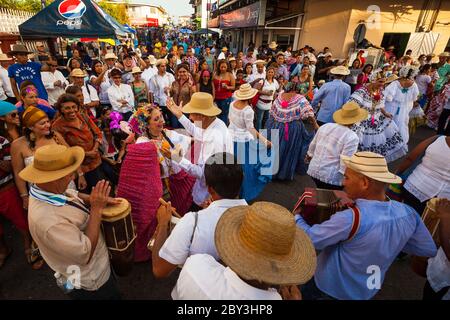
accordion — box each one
[292,188,354,225]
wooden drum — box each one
[101,198,136,277]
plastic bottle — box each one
[54,272,74,294]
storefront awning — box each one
[265,12,304,30]
[220,1,261,29]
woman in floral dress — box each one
[349,75,407,163]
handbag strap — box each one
[66,199,90,215]
[189,211,199,244]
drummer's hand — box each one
[107,197,122,206]
[436,198,450,220]
[280,285,302,300]
[156,201,172,226]
[90,180,111,213]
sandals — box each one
[0,247,12,269]
[25,241,44,270]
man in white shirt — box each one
[0,54,15,103]
[306,101,367,190]
[141,55,157,89]
[152,152,246,278]
[41,60,68,106]
[68,68,100,117]
[218,47,227,60]
[301,45,317,64]
[107,68,134,121]
[249,60,267,83]
[172,201,317,300]
[167,92,234,207]
[149,59,175,124]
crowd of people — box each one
[0,34,449,301]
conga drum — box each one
[411,198,440,277]
[101,198,137,277]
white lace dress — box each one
[349,86,407,163]
[384,80,419,147]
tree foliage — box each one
[98,1,129,25]
[0,0,47,12]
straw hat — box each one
[222,47,228,52]
[333,101,368,125]
[330,66,350,76]
[19,145,85,184]
[439,52,450,57]
[215,202,317,286]
[276,51,285,57]
[228,57,236,62]
[22,106,47,128]
[385,74,399,84]
[104,53,118,60]
[7,44,32,56]
[269,41,278,50]
[341,151,402,184]
[0,101,16,117]
[148,55,157,65]
[131,66,142,74]
[233,83,258,101]
[70,68,86,78]
[0,53,12,61]
[255,59,266,65]
[156,58,168,67]
[182,92,221,117]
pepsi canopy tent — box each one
[18,0,127,38]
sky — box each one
[140,0,193,18]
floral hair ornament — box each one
[109,111,123,131]
[25,86,38,94]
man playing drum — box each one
[295,151,437,300]
[19,145,121,300]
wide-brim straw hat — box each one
[385,74,399,84]
[148,55,157,65]
[333,101,368,125]
[0,53,12,61]
[233,83,258,101]
[341,151,402,184]
[269,41,278,50]
[439,52,449,57]
[255,59,266,65]
[8,44,32,56]
[156,58,168,67]
[215,202,317,286]
[330,66,350,76]
[182,92,221,117]
[70,68,86,78]
[19,145,85,184]
[104,53,118,60]
[131,66,142,74]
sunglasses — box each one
[8,112,18,118]
[112,76,122,79]
[49,64,58,67]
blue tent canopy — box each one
[123,24,137,34]
[19,0,127,38]
[179,28,193,34]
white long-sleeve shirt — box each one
[107,83,135,114]
[141,66,157,90]
[0,66,13,98]
[307,123,359,186]
[149,72,175,106]
[177,115,234,205]
[41,70,68,106]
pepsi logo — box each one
[58,0,86,20]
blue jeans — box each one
[255,108,269,131]
[216,98,232,125]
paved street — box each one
[0,126,436,300]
